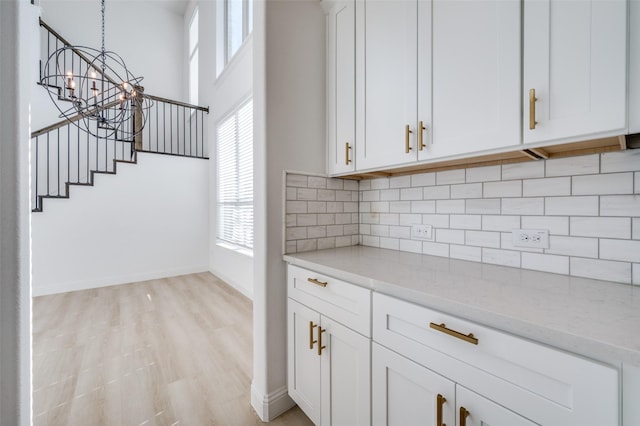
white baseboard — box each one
[208,268,254,300]
[250,383,296,422]
[32,265,209,296]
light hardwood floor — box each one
[32,272,313,426]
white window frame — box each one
[188,7,199,106]
[216,97,254,252]
[216,0,253,77]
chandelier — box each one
[40,0,151,139]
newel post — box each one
[133,85,144,152]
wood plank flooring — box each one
[32,272,313,426]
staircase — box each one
[32,18,209,212]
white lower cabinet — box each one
[287,266,371,426]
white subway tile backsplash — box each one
[401,187,424,200]
[465,230,501,248]
[450,215,482,230]
[482,215,520,232]
[521,216,569,235]
[436,229,465,245]
[572,173,634,195]
[601,150,640,173]
[571,258,631,283]
[522,252,569,275]
[411,200,436,214]
[522,177,571,197]
[423,241,450,257]
[423,185,451,200]
[482,248,521,268]
[546,196,599,216]
[501,198,544,215]
[451,183,482,199]
[436,200,465,214]
[502,161,544,180]
[422,214,450,228]
[466,198,501,214]
[308,176,327,189]
[389,175,411,188]
[390,201,411,213]
[600,195,640,217]
[466,165,501,183]
[437,169,465,185]
[546,154,599,177]
[450,245,481,262]
[484,180,522,198]
[546,236,598,258]
[380,189,400,201]
[412,172,436,187]
[600,239,640,263]
[570,217,630,239]
[287,150,640,283]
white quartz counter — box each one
[284,246,640,366]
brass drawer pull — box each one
[430,322,478,345]
[437,394,447,426]
[529,88,537,130]
[318,326,326,356]
[460,406,470,426]
[405,124,413,153]
[345,142,352,165]
[418,120,426,151]
[307,278,328,287]
[309,321,317,350]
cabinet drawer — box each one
[288,265,371,337]
[373,292,619,425]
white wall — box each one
[195,0,255,298]
[251,0,326,420]
[0,1,34,424]
[31,153,209,296]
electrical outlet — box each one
[512,229,549,248]
[411,224,433,240]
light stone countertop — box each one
[283,246,640,366]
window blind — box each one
[217,99,253,249]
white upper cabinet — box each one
[326,0,356,174]
[523,0,627,144]
[355,0,427,170]
[429,0,521,159]
[630,0,640,134]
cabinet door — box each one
[327,0,356,175]
[456,386,537,426]
[356,0,418,170]
[288,299,321,424]
[429,0,520,159]
[320,316,370,426]
[372,343,455,426]
[523,0,627,143]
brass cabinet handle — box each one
[309,321,317,350]
[405,124,413,153]
[529,88,537,130]
[307,278,327,287]
[418,121,426,151]
[317,326,326,356]
[437,394,447,426]
[345,142,352,165]
[460,406,470,426]
[429,322,478,345]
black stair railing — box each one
[32,18,209,213]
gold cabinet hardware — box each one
[317,326,326,356]
[405,124,413,153]
[307,278,328,287]
[418,121,427,151]
[459,406,470,426]
[309,321,317,350]
[437,394,447,426]
[529,88,537,130]
[345,142,352,165]
[429,322,478,345]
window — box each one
[216,98,253,250]
[189,8,199,105]
[217,0,253,76]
